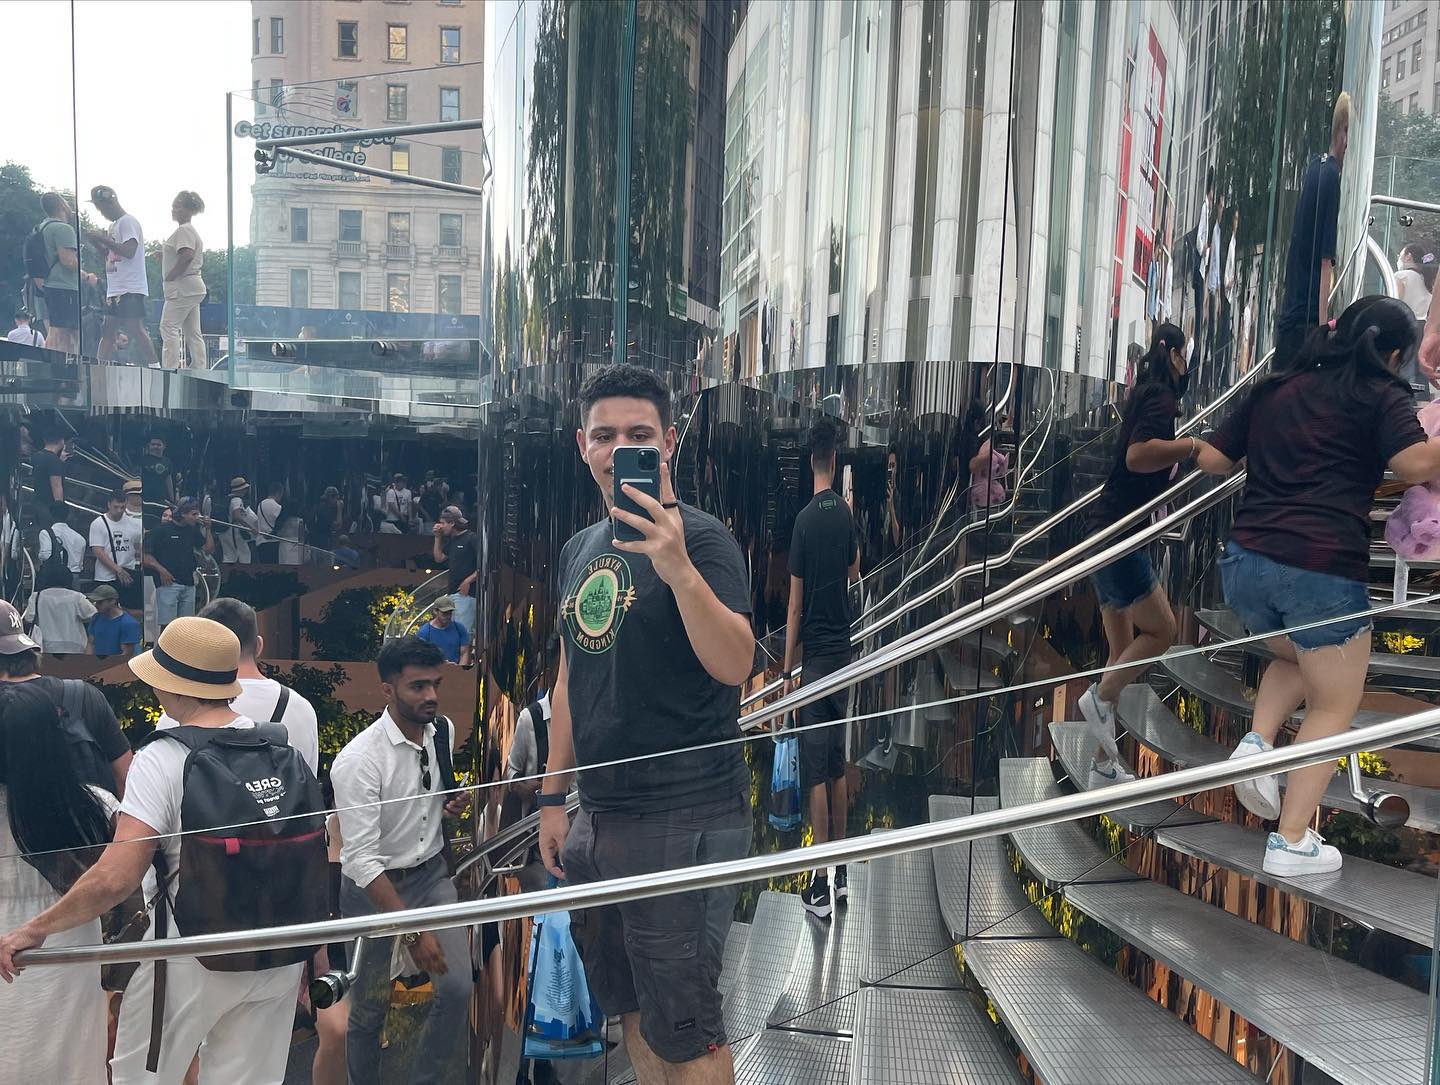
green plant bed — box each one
[302,586,415,661]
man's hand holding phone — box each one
[612,461,693,588]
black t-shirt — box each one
[557,505,751,813]
[1277,154,1341,336]
[145,521,204,583]
[445,529,478,595]
[788,489,858,658]
[32,448,65,495]
[1088,383,1179,533]
[1209,368,1426,582]
[31,675,130,792]
[140,452,173,505]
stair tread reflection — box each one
[998,758,1145,885]
[1049,721,1215,828]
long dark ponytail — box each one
[1267,295,1415,400]
[0,683,113,894]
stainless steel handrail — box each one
[1373,193,1440,216]
[22,705,1440,968]
[1368,235,1399,300]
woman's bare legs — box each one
[1091,587,1177,760]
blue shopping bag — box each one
[523,903,605,1061]
[769,726,802,832]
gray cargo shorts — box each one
[562,791,752,1064]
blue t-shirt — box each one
[1277,153,1341,335]
[417,619,467,662]
[90,611,141,656]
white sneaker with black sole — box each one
[1078,684,1121,763]
[1087,757,1135,789]
[1229,731,1281,820]
[1262,829,1342,876]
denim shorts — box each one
[1219,540,1372,651]
[1091,547,1158,610]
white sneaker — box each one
[1078,685,1120,762]
[1262,829,1342,877]
[1087,757,1135,789]
[1229,732,1281,820]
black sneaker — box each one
[834,865,849,905]
[800,877,832,920]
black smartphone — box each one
[613,445,661,543]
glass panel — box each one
[386,83,408,122]
[442,26,461,64]
[270,15,284,54]
[289,207,309,243]
[388,23,408,63]
[386,273,410,312]
[289,267,310,308]
[440,86,460,122]
[441,147,462,184]
[339,21,359,59]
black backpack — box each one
[36,527,71,590]
[23,221,56,282]
[139,722,328,971]
[28,677,118,796]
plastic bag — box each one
[524,907,604,1060]
[768,729,802,832]
[1387,483,1440,561]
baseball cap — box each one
[89,185,117,203]
[123,479,142,496]
[86,584,119,604]
[0,602,38,654]
[439,505,468,526]
[433,596,456,613]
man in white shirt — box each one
[38,502,86,580]
[6,306,44,347]
[198,596,319,772]
[89,488,143,613]
[257,482,284,563]
[383,473,415,532]
[0,618,306,1083]
[221,476,259,564]
[83,185,157,366]
[331,636,472,1085]
[33,583,95,655]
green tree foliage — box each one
[1209,1,1347,321]
[0,164,45,312]
[144,242,256,309]
[301,584,412,661]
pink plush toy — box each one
[1385,402,1440,560]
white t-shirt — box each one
[258,498,282,540]
[162,223,205,300]
[39,521,87,574]
[230,677,320,774]
[5,325,43,346]
[384,487,413,523]
[33,587,95,654]
[120,715,257,910]
[104,213,148,297]
[1397,267,1432,321]
[88,513,142,579]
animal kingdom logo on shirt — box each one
[561,553,636,654]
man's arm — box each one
[200,522,214,555]
[538,647,576,879]
[431,527,446,564]
[55,246,78,270]
[142,550,173,585]
[48,473,63,503]
[1318,258,1335,325]
[783,574,804,685]
[91,546,127,582]
[1421,282,1440,386]
[110,751,133,798]
[0,814,157,980]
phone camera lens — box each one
[639,450,656,468]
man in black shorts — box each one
[538,364,754,1085]
[783,417,860,919]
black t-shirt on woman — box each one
[1208,368,1426,583]
[1088,382,1180,534]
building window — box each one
[387,212,411,245]
[338,271,362,310]
[290,207,308,243]
[290,268,310,309]
[270,16,284,53]
[335,81,357,117]
[1416,41,1423,68]
[441,27,461,63]
[441,147,462,184]
[391,144,410,175]
[440,87,460,122]
[1435,80,1440,113]
[437,275,462,314]
[387,274,410,312]
[253,79,264,117]
[270,78,285,111]
[388,24,407,62]
[1385,59,1392,89]
[439,213,463,248]
[252,18,260,55]
[339,210,363,243]
[387,84,407,122]
[1399,51,1407,80]
[338,21,359,59]
[1412,91,1421,114]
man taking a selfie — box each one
[538,363,754,1085]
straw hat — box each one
[229,476,250,495]
[129,616,243,699]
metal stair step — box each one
[1065,879,1427,1085]
[1155,820,1435,947]
[725,893,809,1061]
[1199,607,1440,691]
[998,758,1145,885]
[736,1030,851,1085]
[719,921,752,996]
[964,937,1261,1084]
[1116,682,1440,834]
[1049,721,1216,828]
[766,864,870,1035]
[928,795,1057,939]
[862,848,965,988]
[850,986,1023,1084]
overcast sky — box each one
[0,0,253,246]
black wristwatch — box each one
[536,792,567,808]
[401,932,420,946]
